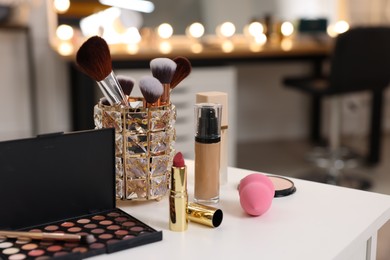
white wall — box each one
[29,0,70,135]
[0,31,32,140]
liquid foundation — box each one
[196,92,228,185]
[194,103,222,204]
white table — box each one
[95,161,390,260]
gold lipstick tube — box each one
[187,202,223,228]
[169,164,188,231]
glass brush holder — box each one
[94,97,176,201]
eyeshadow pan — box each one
[3,247,20,255]
[72,247,88,253]
[9,253,27,260]
[47,245,63,252]
[90,243,105,249]
[64,242,78,248]
[68,227,82,233]
[91,228,105,234]
[130,226,144,232]
[122,221,136,227]
[35,256,51,260]
[54,251,69,257]
[107,239,120,244]
[114,217,128,222]
[115,230,129,236]
[28,249,45,257]
[92,215,105,221]
[107,212,121,217]
[99,220,113,225]
[44,225,59,231]
[84,223,98,229]
[107,225,121,230]
[99,234,113,240]
[0,235,5,242]
[61,222,75,227]
[0,242,13,248]
[21,243,38,250]
[39,241,53,246]
[15,238,31,245]
[77,219,91,224]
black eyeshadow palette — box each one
[0,129,162,259]
[0,209,161,260]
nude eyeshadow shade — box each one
[0,209,162,260]
[0,129,163,260]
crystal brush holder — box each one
[94,98,176,200]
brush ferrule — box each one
[98,71,129,106]
[160,83,170,105]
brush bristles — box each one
[139,76,164,104]
[117,75,135,96]
[150,58,177,84]
[76,36,113,81]
[171,56,192,89]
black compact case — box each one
[0,129,162,259]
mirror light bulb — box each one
[281,21,294,37]
[54,0,70,13]
[157,23,173,39]
[58,42,73,56]
[217,22,236,38]
[248,22,264,37]
[56,24,74,41]
[334,20,349,34]
[187,22,205,38]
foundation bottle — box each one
[194,103,222,204]
[196,92,228,185]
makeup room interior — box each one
[1,0,390,258]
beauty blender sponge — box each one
[239,173,274,194]
[239,174,275,216]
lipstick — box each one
[169,152,188,231]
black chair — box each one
[283,27,390,188]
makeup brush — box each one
[117,75,135,97]
[171,56,192,90]
[150,58,177,105]
[0,230,96,244]
[139,75,164,107]
[76,36,128,106]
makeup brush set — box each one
[76,36,192,201]
[76,36,192,109]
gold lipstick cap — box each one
[186,202,223,228]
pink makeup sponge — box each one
[239,173,275,216]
